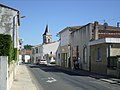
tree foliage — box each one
[0,34,14,64]
[24,44,33,50]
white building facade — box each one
[31,41,59,64]
[31,25,59,64]
[57,26,80,68]
[0,4,20,49]
[0,4,20,90]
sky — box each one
[0,0,120,46]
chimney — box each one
[117,22,120,27]
[103,22,108,29]
[94,21,99,40]
[94,21,99,26]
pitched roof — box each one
[0,4,20,26]
[58,26,81,34]
[0,4,19,11]
[98,24,120,31]
[43,25,48,35]
[43,25,51,36]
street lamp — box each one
[21,16,26,18]
[13,15,25,47]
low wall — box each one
[0,56,17,90]
[107,69,117,77]
[0,56,8,90]
[8,61,16,90]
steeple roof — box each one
[43,25,49,35]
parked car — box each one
[40,59,47,65]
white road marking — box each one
[46,77,57,83]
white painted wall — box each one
[39,45,43,60]
[56,48,61,65]
[0,5,19,48]
[43,41,59,56]
[58,28,72,67]
[71,23,92,70]
[31,45,43,63]
[0,56,8,90]
[24,55,30,63]
[19,55,22,64]
[60,29,70,46]
[31,41,59,64]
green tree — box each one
[24,44,33,50]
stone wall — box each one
[90,44,108,75]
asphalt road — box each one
[27,64,120,90]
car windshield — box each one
[41,60,46,61]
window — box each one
[83,46,87,64]
[36,57,38,62]
[50,51,52,54]
[48,39,50,43]
[96,47,101,61]
[32,49,35,54]
[58,54,60,59]
[76,45,79,59]
[36,47,38,53]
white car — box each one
[39,59,47,65]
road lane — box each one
[27,64,120,90]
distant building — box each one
[19,49,31,63]
[31,25,59,64]
[43,24,52,44]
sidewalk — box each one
[10,64,37,90]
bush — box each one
[0,34,15,64]
[13,48,17,61]
[50,62,56,64]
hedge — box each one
[13,48,17,61]
[0,34,17,64]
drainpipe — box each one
[94,21,99,40]
[13,16,16,47]
[107,44,111,67]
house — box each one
[0,4,20,90]
[89,38,120,77]
[31,44,42,64]
[57,26,81,68]
[70,23,92,70]
[89,22,120,77]
[22,49,31,63]
[0,4,20,49]
[31,25,59,64]
[70,21,120,77]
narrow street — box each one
[27,64,120,90]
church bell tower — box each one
[43,25,52,44]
